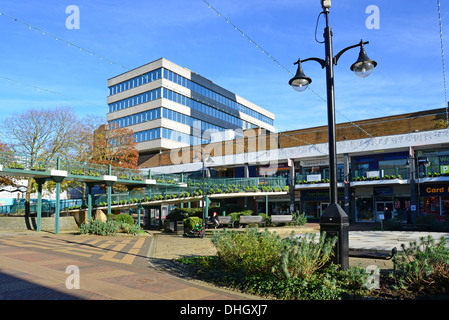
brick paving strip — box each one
[0,232,259,300]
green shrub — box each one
[392,235,449,290]
[258,213,270,225]
[187,228,369,299]
[273,233,337,280]
[167,207,202,221]
[293,210,307,226]
[113,213,135,225]
[229,210,252,223]
[79,220,119,236]
[211,228,285,276]
[118,222,143,235]
[184,216,202,230]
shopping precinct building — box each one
[140,107,449,224]
[107,58,275,156]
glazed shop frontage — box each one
[298,183,412,223]
[420,182,449,221]
[354,184,412,222]
[299,188,346,219]
[353,181,449,223]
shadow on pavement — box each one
[0,271,81,300]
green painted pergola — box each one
[0,151,289,233]
[0,152,160,233]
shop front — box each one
[355,185,410,222]
[300,188,345,219]
[255,194,300,215]
[420,183,449,221]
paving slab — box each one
[0,231,258,300]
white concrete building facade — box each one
[107,58,275,155]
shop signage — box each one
[302,189,345,201]
[405,200,411,210]
[421,184,449,196]
[307,174,322,182]
[440,156,449,165]
[374,186,392,196]
[367,170,380,178]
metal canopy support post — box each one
[343,153,350,216]
[289,159,296,213]
[51,158,66,234]
[265,195,269,215]
[86,182,95,221]
[55,182,61,233]
[104,164,116,215]
[137,203,142,228]
[35,178,46,232]
[205,195,210,221]
[409,146,417,223]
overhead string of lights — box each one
[437,0,448,128]
[0,11,136,109]
[0,11,131,72]
[201,0,374,139]
[0,75,105,109]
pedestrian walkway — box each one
[1,225,449,300]
[349,230,449,252]
[0,231,258,300]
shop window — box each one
[356,196,374,221]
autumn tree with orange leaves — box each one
[90,123,139,169]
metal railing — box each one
[0,151,149,183]
[352,167,410,181]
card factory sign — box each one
[422,184,449,196]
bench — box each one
[271,214,295,226]
[239,215,265,227]
[207,216,234,228]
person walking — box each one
[384,206,392,221]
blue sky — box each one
[0,0,447,134]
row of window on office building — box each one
[109,107,226,138]
[108,87,257,131]
[108,68,273,126]
[131,127,209,146]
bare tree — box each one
[0,142,15,186]
[3,106,81,214]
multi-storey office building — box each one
[107,58,275,155]
[141,108,449,224]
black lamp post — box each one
[289,0,377,270]
[193,151,214,238]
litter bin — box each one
[176,221,184,235]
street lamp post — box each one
[289,0,377,270]
[405,154,431,222]
[193,151,214,238]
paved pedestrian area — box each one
[1,225,449,300]
[349,231,449,252]
[0,231,258,300]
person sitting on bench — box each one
[209,211,220,229]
